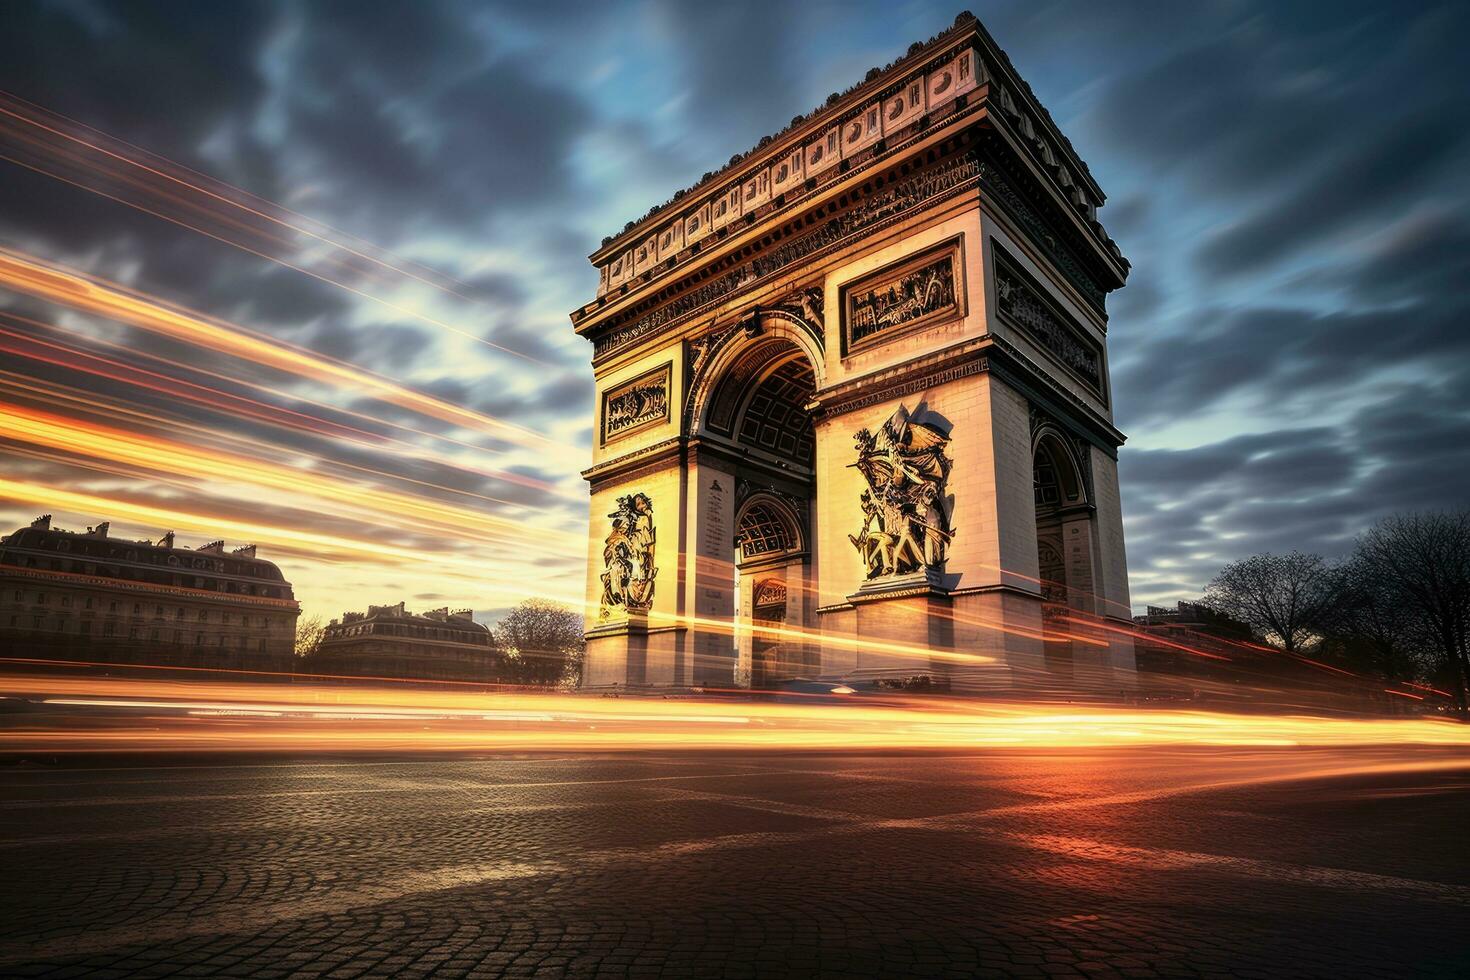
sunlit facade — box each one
[309,601,501,683]
[0,515,299,669]
[571,14,1136,693]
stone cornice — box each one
[812,337,993,420]
[587,12,1113,275]
[0,565,301,609]
[584,138,988,364]
[809,333,1125,451]
[581,436,685,490]
[577,105,987,337]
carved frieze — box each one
[842,238,962,353]
[599,493,657,616]
[593,154,984,359]
[993,248,1101,394]
[777,286,824,330]
[601,365,670,443]
[980,142,1106,312]
[848,405,954,580]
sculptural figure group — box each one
[600,493,657,612]
[848,406,954,579]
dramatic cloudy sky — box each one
[0,0,1465,622]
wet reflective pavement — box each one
[2,746,1468,977]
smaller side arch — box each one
[1032,426,1088,509]
[734,492,806,567]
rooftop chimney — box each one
[196,540,226,555]
[87,521,110,538]
[231,544,257,558]
[157,530,176,549]
[30,515,51,530]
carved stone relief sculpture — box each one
[600,493,658,614]
[993,250,1101,392]
[602,366,670,442]
[841,239,962,353]
[847,406,954,579]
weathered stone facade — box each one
[0,516,299,671]
[571,13,1136,695]
[310,602,500,683]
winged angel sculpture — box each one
[847,406,954,579]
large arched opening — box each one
[691,318,821,688]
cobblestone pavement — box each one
[2,746,1468,978]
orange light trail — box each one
[0,94,548,365]
[0,371,577,521]
[2,673,1468,754]
[0,247,569,454]
[0,313,574,497]
[0,400,581,552]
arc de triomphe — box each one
[569,12,1136,695]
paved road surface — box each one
[2,747,1468,977]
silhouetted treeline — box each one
[1200,509,1470,712]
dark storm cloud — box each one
[1196,110,1469,279]
[1112,299,1470,429]
[300,321,434,372]
[0,1,273,166]
[649,0,804,149]
[3,0,1468,613]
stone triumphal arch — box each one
[570,13,1137,694]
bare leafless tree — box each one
[1352,511,1470,712]
[1203,551,1338,653]
[494,599,584,688]
[1319,552,1429,680]
[294,614,326,659]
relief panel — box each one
[601,364,671,444]
[991,244,1103,397]
[841,237,965,354]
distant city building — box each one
[0,515,299,670]
[1131,599,1430,713]
[1133,601,1255,642]
[309,602,501,682]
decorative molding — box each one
[841,236,964,354]
[814,341,991,420]
[592,152,984,360]
[687,321,737,379]
[600,363,670,444]
[993,245,1102,394]
[753,578,789,608]
[581,436,684,490]
[981,141,1106,313]
[984,335,1122,453]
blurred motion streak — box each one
[0,247,566,453]
[0,314,572,496]
[0,92,547,364]
[0,400,581,549]
[3,671,1469,754]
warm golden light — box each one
[3,671,1467,755]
